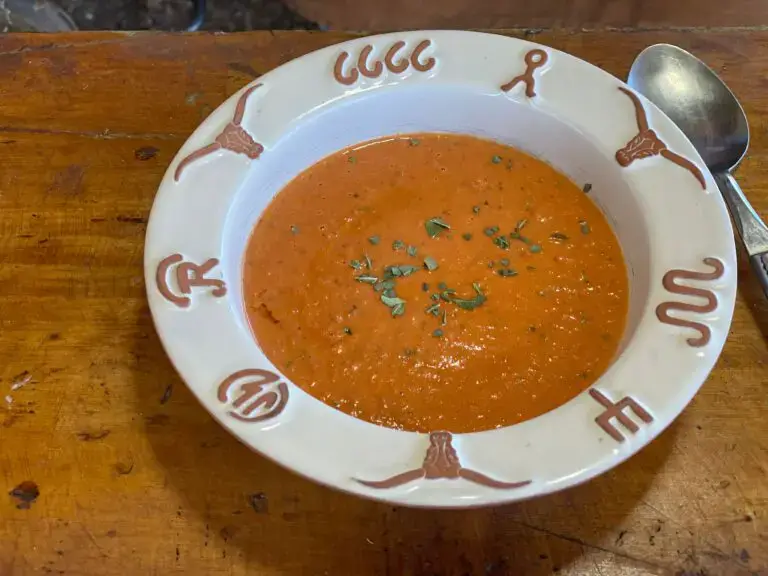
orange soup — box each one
[243,134,628,433]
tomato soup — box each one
[243,134,628,433]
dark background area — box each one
[48,0,317,31]
[8,0,767,33]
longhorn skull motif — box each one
[354,431,531,490]
[615,87,706,189]
[174,84,265,182]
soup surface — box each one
[243,134,628,433]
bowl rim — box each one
[144,30,737,508]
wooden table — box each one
[0,30,766,576]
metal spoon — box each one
[628,43,768,297]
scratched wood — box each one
[0,31,766,576]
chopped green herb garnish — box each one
[511,228,537,248]
[580,220,591,235]
[343,327,353,335]
[364,254,373,270]
[423,256,438,271]
[368,235,380,245]
[432,329,444,338]
[407,245,418,257]
[409,138,420,146]
[384,265,409,278]
[493,235,510,250]
[431,293,440,302]
[392,239,405,251]
[425,217,451,238]
[348,156,356,164]
[550,232,569,242]
[437,282,448,291]
[472,206,481,215]
[379,292,406,317]
[355,274,378,284]
[290,225,299,235]
[497,269,518,277]
[444,283,486,311]
[515,219,528,232]
[374,279,395,292]
[349,260,362,270]
[387,264,419,277]
[583,183,592,193]
[491,155,502,164]
[462,233,472,241]
[422,282,429,292]
[439,289,456,302]
[500,258,510,267]
[425,303,440,316]
[384,288,396,298]
[484,226,499,237]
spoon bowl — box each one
[629,43,768,296]
[628,44,749,173]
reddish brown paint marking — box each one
[410,39,436,72]
[156,253,227,308]
[384,41,409,73]
[615,87,706,189]
[354,431,531,489]
[217,369,289,423]
[655,257,724,347]
[500,49,548,97]
[332,39,436,85]
[333,51,359,86]
[174,84,264,182]
[358,44,383,78]
[588,389,653,443]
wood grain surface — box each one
[0,31,766,576]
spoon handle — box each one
[750,253,768,299]
[713,173,768,298]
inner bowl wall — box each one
[223,85,650,354]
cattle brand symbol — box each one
[174,83,265,182]
[656,257,725,347]
[156,253,227,308]
[588,388,653,443]
[354,431,531,490]
[500,49,548,98]
[615,86,706,189]
[333,39,436,85]
[217,369,289,423]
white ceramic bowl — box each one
[144,31,736,507]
